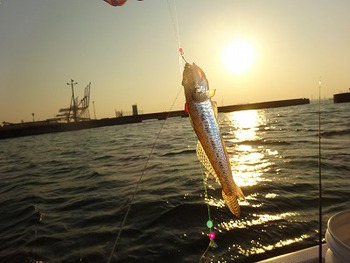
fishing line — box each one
[166,0,188,71]
[167,1,216,260]
[166,1,217,256]
[198,165,218,262]
[108,1,191,261]
[108,2,186,260]
[318,78,322,263]
[107,85,183,263]
[166,0,181,52]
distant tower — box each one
[132,104,138,116]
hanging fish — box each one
[103,0,143,7]
[182,62,245,217]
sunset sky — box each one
[1,0,350,123]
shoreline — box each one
[0,98,310,140]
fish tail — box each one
[222,190,241,217]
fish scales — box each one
[182,62,244,217]
[194,101,231,189]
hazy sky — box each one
[1,0,350,123]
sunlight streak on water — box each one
[233,234,311,257]
[218,212,299,231]
[227,110,266,141]
[224,110,275,187]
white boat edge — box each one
[257,243,328,263]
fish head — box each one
[182,63,210,103]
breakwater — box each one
[0,98,309,140]
[333,92,350,103]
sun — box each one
[222,40,256,74]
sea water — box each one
[0,99,349,262]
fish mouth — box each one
[182,63,206,86]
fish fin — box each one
[211,100,218,119]
[196,141,220,183]
[206,89,216,98]
[222,190,241,217]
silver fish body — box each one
[182,62,244,217]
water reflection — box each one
[225,110,272,188]
[209,109,313,259]
[205,110,274,209]
[218,212,297,231]
[232,233,311,258]
[228,110,264,142]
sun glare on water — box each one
[222,40,256,74]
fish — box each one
[182,62,244,217]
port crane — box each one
[56,80,91,122]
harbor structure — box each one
[0,98,310,140]
[333,89,350,103]
[55,81,91,122]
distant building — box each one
[132,104,138,116]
